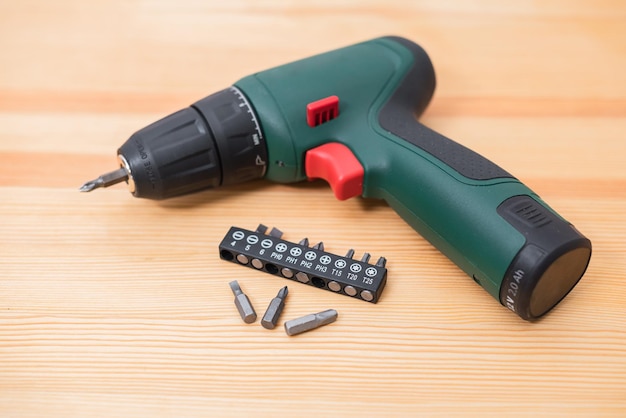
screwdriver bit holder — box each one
[219,225,388,303]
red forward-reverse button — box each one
[305,143,364,201]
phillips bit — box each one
[79,167,128,192]
[229,280,257,323]
[284,309,338,336]
[312,242,324,251]
[261,286,288,330]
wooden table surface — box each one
[1,1,625,416]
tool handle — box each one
[363,117,590,319]
[361,38,591,318]
[236,36,591,319]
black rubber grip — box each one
[119,107,221,199]
[379,36,513,181]
[118,88,268,200]
[193,88,268,186]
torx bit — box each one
[229,280,257,323]
[284,309,338,336]
[261,286,288,330]
[79,167,128,192]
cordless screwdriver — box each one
[81,36,592,321]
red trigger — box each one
[305,143,364,201]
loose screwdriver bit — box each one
[229,280,257,323]
[79,167,128,192]
[284,309,338,336]
[261,286,288,330]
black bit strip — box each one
[218,225,388,303]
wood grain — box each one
[1,1,625,416]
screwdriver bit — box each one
[229,280,257,323]
[261,286,288,330]
[284,309,338,336]
[79,167,128,192]
[269,227,283,238]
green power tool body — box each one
[82,36,591,320]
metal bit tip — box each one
[277,285,288,299]
[79,180,100,193]
[261,286,289,330]
[229,280,243,295]
[229,281,256,324]
[79,167,128,192]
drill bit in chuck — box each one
[79,167,128,192]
